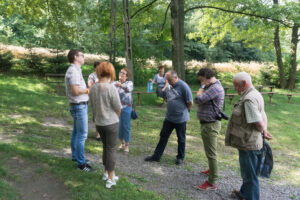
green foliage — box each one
[44,55,69,74]
[260,65,281,87]
[0,51,14,72]
[133,60,157,86]
[21,52,45,74]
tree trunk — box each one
[171,0,185,80]
[287,24,299,90]
[273,0,286,88]
[109,0,117,64]
[273,25,286,88]
[123,0,134,81]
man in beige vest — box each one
[225,72,272,200]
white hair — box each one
[233,72,252,84]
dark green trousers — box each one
[200,121,221,184]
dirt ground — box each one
[5,156,71,200]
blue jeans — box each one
[239,149,262,200]
[69,104,88,166]
[154,119,186,160]
[119,106,132,143]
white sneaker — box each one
[106,179,116,189]
[102,173,119,181]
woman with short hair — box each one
[89,61,122,189]
[114,68,133,153]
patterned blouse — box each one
[113,80,134,109]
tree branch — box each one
[184,5,293,28]
[155,2,171,39]
[117,0,158,28]
[130,0,158,19]
[160,2,171,32]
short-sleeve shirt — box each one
[153,73,166,88]
[88,72,98,86]
[65,64,89,103]
[165,79,193,123]
[244,100,262,123]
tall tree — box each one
[123,0,134,81]
[288,23,299,89]
[273,0,286,88]
[110,0,117,64]
[171,0,185,80]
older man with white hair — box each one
[225,72,272,200]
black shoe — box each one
[175,158,183,165]
[72,159,90,163]
[144,155,160,162]
[78,163,95,172]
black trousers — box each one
[154,119,186,160]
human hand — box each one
[263,130,273,140]
[115,81,122,87]
[197,88,204,96]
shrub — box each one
[0,51,14,72]
[21,53,45,74]
[45,55,69,74]
[259,65,280,87]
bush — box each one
[0,51,14,72]
[259,65,280,87]
[45,55,69,74]
[21,53,45,74]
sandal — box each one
[124,144,129,153]
[118,143,125,151]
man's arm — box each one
[187,101,193,110]
[255,111,273,140]
[71,85,89,96]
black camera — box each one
[216,111,229,121]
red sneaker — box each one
[197,181,217,190]
[201,169,210,175]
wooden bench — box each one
[133,91,154,105]
[261,92,275,104]
[45,73,65,95]
[286,93,300,103]
[224,92,275,105]
[45,73,88,95]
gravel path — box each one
[41,146,300,200]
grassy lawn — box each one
[0,74,299,199]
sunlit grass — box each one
[0,74,300,189]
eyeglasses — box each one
[76,54,84,58]
[119,71,127,75]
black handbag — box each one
[257,136,273,178]
[131,104,138,120]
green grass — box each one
[0,73,300,199]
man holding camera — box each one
[195,67,225,190]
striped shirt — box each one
[195,80,224,122]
